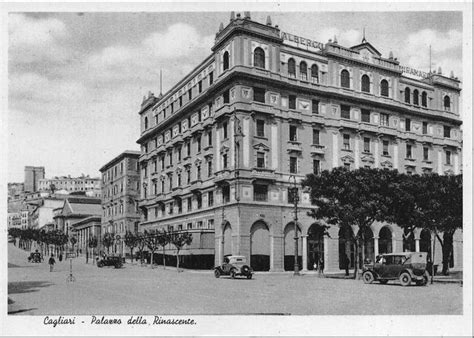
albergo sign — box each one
[281,31,325,51]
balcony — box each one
[287,141,302,153]
[310,144,326,155]
[359,122,378,134]
[214,169,232,184]
[251,167,276,181]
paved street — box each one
[8,244,462,315]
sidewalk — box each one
[322,271,463,284]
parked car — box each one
[214,255,253,279]
[28,252,42,263]
[362,252,429,286]
[97,255,123,268]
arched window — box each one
[311,64,319,83]
[300,61,307,80]
[340,69,350,88]
[253,47,265,69]
[361,74,370,93]
[144,116,148,130]
[288,58,296,77]
[380,79,389,97]
[413,89,419,105]
[223,51,229,71]
[444,95,451,110]
[421,91,428,107]
[404,87,411,103]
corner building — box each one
[137,13,462,272]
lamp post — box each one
[289,175,300,275]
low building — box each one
[53,197,102,237]
[38,175,101,195]
[71,216,102,257]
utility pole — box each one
[289,175,300,275]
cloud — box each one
[316,27,362,47]
[9,14,72,64]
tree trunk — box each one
[130,248,134,264]
[353,239,360,279]
[162,247,166,269]
[176,250,180,271]
[150,250,154,268]
[441,232,453,275]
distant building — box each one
[7,183,24,200]
[53,197,102,237]
[99,150,141,257]
[7,212,21,229]
[71,216,102,257]
[38,175,101,196]
[24,166,45,193]
[28,198,68,230]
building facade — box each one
[38,175,101,196]
[99,150,141,257]
[53,197,102,237]
[71,216,102,257]
[136,13,462,272]
[24,166,45,193]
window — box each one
[380,113,389,126]
[198,80,202,93]
[413,89,419,105]
[341,105,351,119]
[179,96,183,107]
[363,137,371,153]
[223,153,228,169]
[207,131,212,146]
[380,79,389,97]
[405,118,411,132]
[289,157,298,173]
[208,219,214,229]
[422,91,428,107]
[169,202,174,215]
[187,197,192,211]
[257,152,265,168]
[361,109,370,123]
[253,87,265,103]
[196,194,202,209]
[197,165,201,180]
[208,191,214,206]
[288,187,298,204]
[312,99,319,114]
[256,119,265,137]
[422,122,428,135]
[209,71,214,85]
[223,90,230,104]
[254,47,265,69]
[423,147,429,161]
[222,184,230,203]
[187,222,192,230]
[197,136,201,152]
[253,184,268,202]
[223,121,228,139]
[207,161,213,177]
[161,180,165,193]
[312,129,320,145]
[404,87,411,103]
[311,64,319,82]
[289,95,296,109]
[313,159,320,175]
[288,58,296,77]
[406,144,412,159]
[361,74,370,93]
[341,69,350,88]
[444,95,451,110]
[289,125,297,141]
[223,51,230,71]
[168,151,173,166]
[300,61,307,80]
[186,168,191,184]
[343,134,350,150]
[169,174,173,190]
[144,117,148,129]
[177,173,181,187]
[446,151,451,165]
[443,126,451,138]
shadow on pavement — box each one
[8,308,38,315]
[8,280,54,295]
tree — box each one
[144,230,161,268]
[169,231,193,271]
[156,229,171,269]
[50,183,57,194]
[102,232,115,254]
[124,231,138,263]
[302,167,398,279]
[136,232,147,265]
[88,236,98,264]
[70,235,77,254]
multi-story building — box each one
[7,183,24,201]
[136,13,462,272]
[99,150,141,256]
[38,175,101,196]
[24,166,45,193]
[28,198,68,230]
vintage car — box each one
[214,255,253,279]
[28,252,42,263]
[362,252,429,286]
[97,255,123,268]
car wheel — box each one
[246,274,252,280]
[214,269,220,278]
[399,272,411,286]
[230,269,236,279]
[97,262,103,268]
[362,271,374,284]
[418,272,429,286]
[379,279,388,284]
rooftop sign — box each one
[281,31,325,51]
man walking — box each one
[48,254,56,272]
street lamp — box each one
[289,175,300,275]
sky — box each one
[5,7,465,183]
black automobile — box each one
[28,252,42,263]
[214,255,253,279]
[97,255,123,268]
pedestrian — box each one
[59,253,63,262]
[343,254,350,276]
[318,257,325,276]
[48,254,56,272]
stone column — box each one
[354,133,361,169]
[393,138,399,170]
[415,239,420,252]
[392,236,397,253]
[374,236,379,257]
[332,130,339,169]
[302,235,308,271]
[324,235,329,271]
